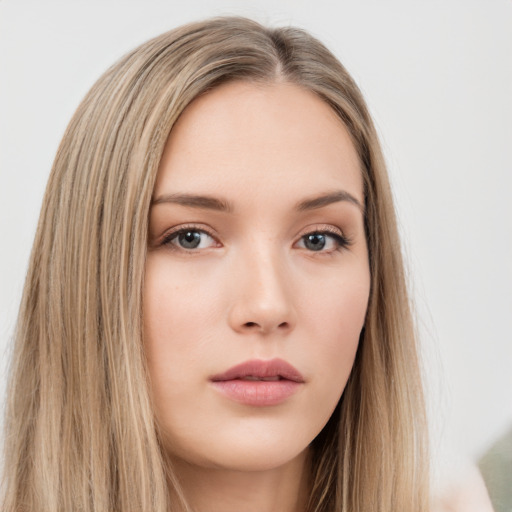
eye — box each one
[296,229,350,252]
[162,228,218,251]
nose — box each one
[227,247,297,336]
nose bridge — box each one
[228,238,296,335]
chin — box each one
[167,429,312,473]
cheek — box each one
[301,264,369,394]
[142,253,240,437]
[324,279,368,354]
[144,255,219,354]
[142,256,215,412]
[305,259,369,335]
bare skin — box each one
[144,81,370,512]
[170,450,310,512]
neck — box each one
[169,448,311,512]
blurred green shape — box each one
[478,426,512,512]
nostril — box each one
[238,317,293,333]
[243,321,290,331]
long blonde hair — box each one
[2,16,429,512]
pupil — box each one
[179,231,201,249]
[305,234,326,251]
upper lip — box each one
[210,358,305,383]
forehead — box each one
[154,81,363,206]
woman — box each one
[1,16,429,512]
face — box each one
[144,81,370,472]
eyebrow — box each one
[151,189,363,214]
[295,190,364,213]
[151,193,233,212]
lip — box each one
[210,358,304,406]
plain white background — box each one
[1,0,511,489]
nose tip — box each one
[228,258,296,336]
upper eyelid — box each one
[306,225,342,234]
[295,228,350,248]
[163,223,344,236]
[295,224,346,239]
[162,224,217,239]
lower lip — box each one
[211,379,302,406]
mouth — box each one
[210,358,305,383]
[237,376,283,381]
[209,358,304,406]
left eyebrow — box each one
[295,190,364,213]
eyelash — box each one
[160,224,352,254]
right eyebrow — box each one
[151,193,234,213]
